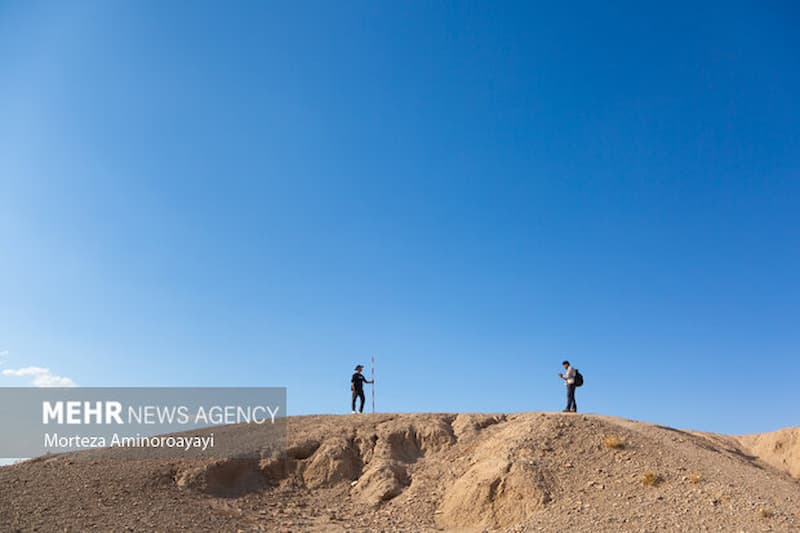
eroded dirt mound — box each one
[176,457,266,497]
[1,413,799,532]
[739,426,800,479]
[438,457,552,529]
[438,417,553,529]
[301,436,363,488]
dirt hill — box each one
[1,413,798,532]
[739,426,800,480]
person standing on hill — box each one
[351,364,373,414]
[559,360,577,413]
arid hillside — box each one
[1,413,798,532]
[739,426,800,480]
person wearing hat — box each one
[351,364,373,414]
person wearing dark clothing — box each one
[559,360,577,413]
[351,364,373,414]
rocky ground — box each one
[1,412,798,532]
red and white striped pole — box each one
[371,355,375,414]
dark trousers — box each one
[352,389,365,412]
[566,384,577,412]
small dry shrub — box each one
[602,434,625,449]
[688,472,702,484]
[758,507,773,519]
[641,471,662,487]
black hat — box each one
[355,364,364,370]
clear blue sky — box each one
[1,1,797,434]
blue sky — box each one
[0,1,797,434]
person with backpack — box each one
[559,360,581,413]
[351,364,373,414]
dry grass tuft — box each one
[758,507,773,519]
[642,471,663,487]
[602,434,625,449]
[688,472,702,484]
